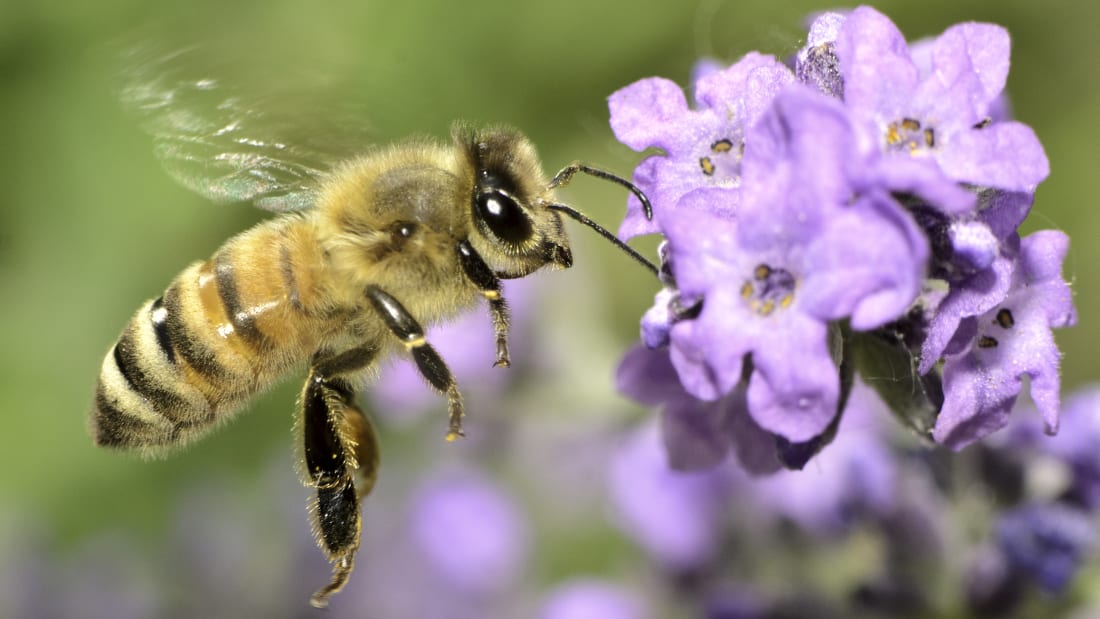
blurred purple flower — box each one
[607,419,736,570]
[368,277,537,425]
[965,545,1022,616]
[747,381,897,536]
[703,588,768,619]
[996,502,1097,593]
[409,467,530,598]
[1003,387,1100,510]
[615,344,780,474]
[538,580,651,619]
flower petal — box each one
[938,122,1050,192]
[746,315,839,442]
[608,77,690,152]
[695,52,794,123]
[921,245,1016,373]
[661,398,733,470]
[800,192,927,329]
[835,6,919,118]
[615,343,684,406]
[934,23,1011,108]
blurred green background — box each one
[1,0,1097,615]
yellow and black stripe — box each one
[93,287,219,452]
[91,219,324,455]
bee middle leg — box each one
[365,284,465,440]
[301,345,380,609]
[457,239,511,367]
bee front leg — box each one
[365,285,465,440]
[457,239,511,367]
[301,346,380,609]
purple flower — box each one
[538,580,651,619]
[933,231,1075,449]
[919,232,1018,373]
[409,468,530,597]
[607,420,736,570]
[965,545,1022,616]
[920,191,1037,373]
[608,53,794,239]
[830,6,1049,193]
[996,502,1097,593]
[800,8,1053,396]
[662,86,930,442]
[611,5,1069,464]
[702,589,768,619]
[1002,387,1100,510]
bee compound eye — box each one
[475,190,533,244]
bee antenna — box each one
[546,203,659,277]
[548,163,653,221]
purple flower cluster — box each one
[995,502,1096,594]
[610,6,1074,461]
[975,388,1100,597]
[604,382,1100,616]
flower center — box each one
[885,117,935,155]
[978,307,1016,349]
[740,264,796,316]
[698,136,744,182]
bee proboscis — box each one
[92,53,656,608]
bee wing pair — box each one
[118,44,371,212]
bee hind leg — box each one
[365,284,465,440]
[300,346,380,609]
[308,482,360,608]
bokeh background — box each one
[1,0,1098,617]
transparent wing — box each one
[119,45,373,212]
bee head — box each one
[456,124,572,279]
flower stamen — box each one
[995,308,1015,329]
[696,137,743,181]
[700,156,716,176]
[885,117,935,155]
[743,263,797,317]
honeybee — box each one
[92,49,655,608]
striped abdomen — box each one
[92,217,333,455]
